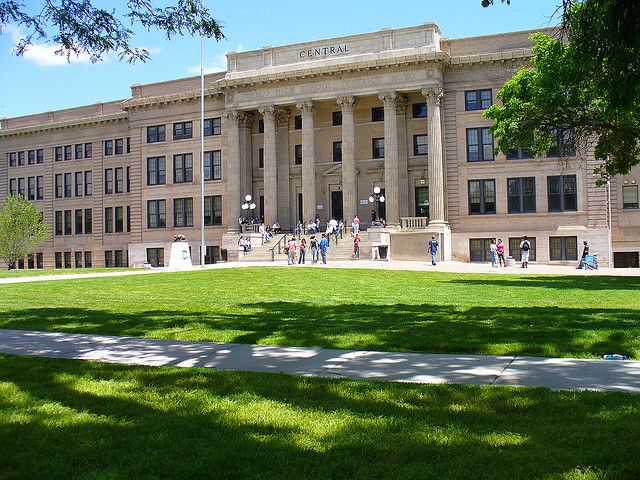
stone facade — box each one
[1,23,639,268]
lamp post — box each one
[368,186,386,223]
[241,194,256,230]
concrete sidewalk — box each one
[1,329,638,393]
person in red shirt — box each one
[496,238,506,267]
[353,234,361,258]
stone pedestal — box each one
[222,232,241,261]
[168,242,193,270]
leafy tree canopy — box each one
[0,195,50,269]
[0,0,224,63]
[482,0,640,182]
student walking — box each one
[496,238,506,267]
[319,234,329,264]
[287,237,297,265]
[490,239,498,267]
[353,234,361,258]
[519,236,531,268]
[310,236,318,264]
[428,236,439,266]
[577,240,589,269]
[298,238,307,264]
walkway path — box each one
[1,329,638,393]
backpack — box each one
[522,241,530,252]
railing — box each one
[242,224,260,233]
[269,235,288,262]
[400,217,429,229]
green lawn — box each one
[1,354,638,480]
[0,267,135,278]
[0,268,638,359]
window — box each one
[622,185,639,209]
[105,250,113,268]
[18,178,25,197]
[84,251,92,268]
[64,173,72,198]
[258,148,264,169]
[204,117,221,136]
[333,141,342,162]
[506,147,533,160]
[467,127,494,162]
[75,172,83,196]
[84,171,92,196]
[64,251,71,269]
[147,156,166,185]
[173,154,193,183]
[547,175,577,212]
[413,135,428,156]
[509,237,537,262]
[147,125,166,143]
[173,121,193,140]
[469,238,495,262]
[36,253,43,269]
[547,128,576,157]
[28,254,34,269]
[127,205,131,232]
[204,150,222,181]
[115,206,123,233]
[371,107,384,122]
[147,200,166,228]
[412,102,427,118]
[64,210,72,235]
[55,252,62,269]
[36,176,44,200]
[507,177,536,213]
[84,143,92,158]
[205,246,221,265]
[75,209,83,235]
[75,144,83,159]
[9,152,16,166]
[372,138,385,159]
[28,150,35,165]
[17,151,25,165]
[75,251,83,269]
[147,248,165,267]
[9,179,17,196]
[55,174,63,198]
[174,198,194,227]
[104,207,113,233]
[54,147,63,162]
[465,89,492,111]
[126,137,131,153]
[84,209,92,234]
[415,186,429,217]
[294,144,302,165]
[104,168,113,194]
[468,179,496,215]
[55,211,63,235]
[332,111,342,126]
[37,149,44,163]
[294,115,302,129]
[115,167,124,193]
[115,138,123,155]
[550,236,578,261]
[27,177,35,200]
[258,119,264,133]
[115,250,124,267]
[104,140,113,156]
[204,195,223,226]
[126,166,130,193]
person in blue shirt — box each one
[428,236,439,266]
[319,234,329,264]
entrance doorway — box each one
[331,190,343,221]
[297,193,303,224]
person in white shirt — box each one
[519,236,531,268]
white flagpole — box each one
[200,0,206,266]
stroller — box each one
[583,254,598,270]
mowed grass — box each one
[0,267,134,278]
[0,268,639,358]
[1,354,639,480]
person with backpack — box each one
[519,235,531,268]
[319,234,329,264]
[428,236,439,266]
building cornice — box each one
[0,111,128,138]
[122,88,223,111]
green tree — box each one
[0,195,50,269]
[0,0,224,63]
[482,0,640,182]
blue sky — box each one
[0,0,562,119]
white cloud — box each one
[187,52,228,75]
[4,24,92,66]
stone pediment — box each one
[321,164,361,177]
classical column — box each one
[225,110,242,232]
[276,107,291,229]
[338,96,357,223]
[296,100,316,223]
[422,86,447,225]
[395,95,409,218]
[379,92,400,225]
[259,106,278,226]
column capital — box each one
[275,107,290,128]
[296,100,315,116]
[395,94,408,115]
[258,105,276,120]
[378,91,398,109]
[421,86,444,106]
[226,110,254,128]
[337,95,356,110]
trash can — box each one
[378,245,388,260]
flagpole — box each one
[200,0,206,267]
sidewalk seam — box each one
[490,356,518,385]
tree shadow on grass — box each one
[1,354,639,479]
[446,275,640,291]
[0,301,638,358]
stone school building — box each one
[1,22,639,268]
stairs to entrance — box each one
[238,231,371,263]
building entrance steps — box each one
[0,329,638,393]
